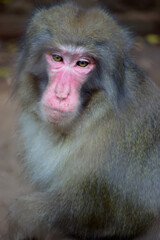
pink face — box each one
[41,46,95,124]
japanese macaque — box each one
[9,1,160,240]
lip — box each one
[43,105,72,116]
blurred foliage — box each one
[0,0,10,4]
[146,34,160,44]
[0,67,11,78]
[7,42,17,54]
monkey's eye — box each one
[52,55,63,62]
[77,61,89,68]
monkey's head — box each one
[15,2,131,126]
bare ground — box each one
[0,40,160,239]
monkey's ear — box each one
[112,59,125,98]
[111,28,135,101]
[97,29,134,106]
[106,60,125,106]
[110,55,146,109]
[96,49,125,106]
[122,28,134,51]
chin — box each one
[40,106,77,127]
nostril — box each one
[55,91,69,100]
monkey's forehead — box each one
[27,3,126,49]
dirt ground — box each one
[0,39,160,239]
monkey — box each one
[8,1,160,240]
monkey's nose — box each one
[54,82,71,101]
[55,91,69,101]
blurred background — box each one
[0,0,160,239]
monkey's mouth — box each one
[42,105,73,122]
